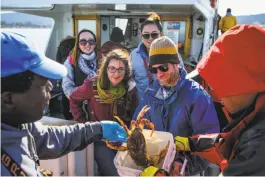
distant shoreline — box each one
[1,28,52,30]
[1,27,52,29]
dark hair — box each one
[227,8,231,13]
[140,12,163,32]
[110,27,124,43]
[1,70,35,93]
[71,29,97,66]
[98,49,132,91]
[56,36,76,64]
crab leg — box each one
[136,105,150,121]
[106,140,128,151]
[113,115,131,137]
[152,141,170,166]
[142,119,155,137]
[130,120,136,135]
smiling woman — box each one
[68,48,138,176]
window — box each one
[162,21,186,54]
[1,11,54,53]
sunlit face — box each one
[3,75,53,124]
[79,31,96,54]
[107,59,125,86]
[152,63,179,87]
[141,24,161,50]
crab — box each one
[106,105,169,168]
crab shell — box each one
[127,127,151,167]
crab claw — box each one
[136,105,150,121]
[142,119,154,137]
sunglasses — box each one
[79,39,96,46]
[149,64,169,74]
[142,33,159,40]
[107,66,125,74]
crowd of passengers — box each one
[58,12,225,176]
[2,11,264,177]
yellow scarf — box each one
[96,78,125,104]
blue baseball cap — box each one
[1,32,67,79]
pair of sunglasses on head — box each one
[149,64,169,74]
[142,33,160,40]
[79,39,96,46]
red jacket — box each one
[69,77,138,125]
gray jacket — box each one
[1,122,102,176]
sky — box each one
[218,0,265,16]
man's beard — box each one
[166,67,179,87]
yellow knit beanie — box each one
[149,36,180,67]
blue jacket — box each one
[133,69,219,135]
[130,43,155,99]
[133,69,220,174]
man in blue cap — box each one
[1,32,127,176]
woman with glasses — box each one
[62,29,101,100]
[69,48,138,176]
[130,12,163,100]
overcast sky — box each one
[218,0,265,16]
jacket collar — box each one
[223,92,265,132]
[136,43,149,61]
[218,92,265,162]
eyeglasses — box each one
[79,39,96,46]
[107,66,125,74]
[142,33,159,40]
[149,64,169,74]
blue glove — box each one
[100,121,127,142]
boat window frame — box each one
[73,15,101,43]
[160,15,191,57]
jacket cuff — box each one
[85,122,103,139]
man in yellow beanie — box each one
[133,36,220,176]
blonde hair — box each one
[147,12,161,21]
[140,12,162,32]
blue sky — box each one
[218,0,265,16]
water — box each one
[1,28,52,53]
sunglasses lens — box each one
[151,33,159,39]
[159,65,168,72]
[88,41,96,45]
[142,34,150,39]
[142,33,159,40]
[149,64,168,74]
[79,40,87,46]
[79,39,96,46]
[149,67,157,74]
